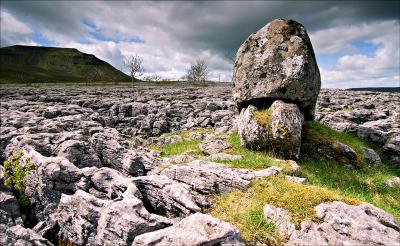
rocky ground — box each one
[0,84,399,245]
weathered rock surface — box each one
[286,201,400,246]
[133,213,245,246]
[57,189,172,246]
[238,101,304,159]
[363,147,381,166]
[385,177,400,187]
[132,175,205,218]
[2,225,53,246]
[263,204,295,238]
[384,134,400,164]
[159,160,282,195]
[199,137,232,155]
[233,19,321,120]
[0,85,398,245]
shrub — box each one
[3,151,36,207]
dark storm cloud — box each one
[157,1,400,58]
[1,1,87,40]
[2,1,398,57]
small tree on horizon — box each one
[185,59,208,83]
[124,54,144,87]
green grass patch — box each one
[299,158,400,220]
[150,139,202,157]
[214,132,289,171]
[209,122,399,244]
[208,175,358,244]
[301,121,369,167]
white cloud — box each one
[309,20,399,54]
[311,20,400,88]
[0,10,36,46]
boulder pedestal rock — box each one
[233,18,321,120]
[238,101,304,159]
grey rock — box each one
[56,140,101,168]
[159,160,282,195]
[57,189,172,246]
[147,135,184,146]
[285,175,307,184]
[263,204,295,238]
[238,101,304,159]
[384,177,400,187]
[90,129,160,176]
[208,153,242,161]
[362,147,381,166]
[199,138,232,155]
[384,134,400,164]
[232,19,320,120]
[133,175,206,218]
[133,213,245,246]
[286,201,400,246]
[189,131,212,140]
[22,147,82,222]
[3,225,53,246]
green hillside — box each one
[0,45,132,84]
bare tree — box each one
[143,73,162,82]
[185,59,208,82]
[124,54,144,87]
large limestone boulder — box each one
[238,101,304,159]
[233,18,320,120]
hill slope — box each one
[0,45,132,83]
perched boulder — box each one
[133,213,245,246]
[238,101,304,159]
[286,201,400,246]
[233,19,320,120]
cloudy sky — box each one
[1,1,399,88]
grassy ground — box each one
[150,122,400,245]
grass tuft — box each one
[253,108,272,128]
[208,175,358,244]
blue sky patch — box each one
[82,19,144,44]
[31,32,55,47]
[351,40,382,57]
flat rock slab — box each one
[159,160,282,195]
[286,201,400,246]
[133,213,245,246]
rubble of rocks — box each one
[0,81,398,245]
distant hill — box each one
[346,87,400,93]
[0,45,133,83]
